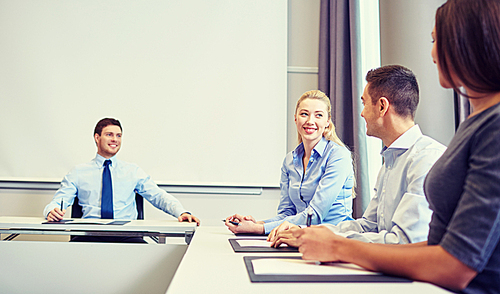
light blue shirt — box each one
[324,125,446,244]
[43,154,188,219]
[263,137,354,234]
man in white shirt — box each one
[44,118,199,242]
[270,65,445,246]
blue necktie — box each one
[101,159,114,219]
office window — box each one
[359,0,382,198]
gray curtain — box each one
[318,0,370,218]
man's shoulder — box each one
[112,158,140,169]
[398,135,447,169]
[114,158,137,166]
[113,159,145,176]
[410,135,447,154]
[70,160,98,171]
[71,158,141,171]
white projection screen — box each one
[0,0,287,187]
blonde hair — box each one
[295,90,346,148]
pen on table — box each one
[222,219,240,226]
[306,206,313,227]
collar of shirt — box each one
[292,136,329,162]
[381,125,423,167]
[93,154,118,168]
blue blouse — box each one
[263,137,354,234]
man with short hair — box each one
[270,65,445,245]
[44,118,199,243]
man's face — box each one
[95,125,122,159]
[360,84,383,139]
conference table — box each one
[0,216,197,294]
[0,218,452,294]
[167,226,452,294]
[0,216,196,244]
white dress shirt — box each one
[324,125,446,244]
[44,154,187,219]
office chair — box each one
[71,193,144,220]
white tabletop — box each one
[0,216,197,234]
[166,226,452,294]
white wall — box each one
[380,0,454,146]
[287,0,321,152]
[0,0,287,188]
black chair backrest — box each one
[136,194,144,220]
[71,193,144,220]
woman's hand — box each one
[224,214,265,234]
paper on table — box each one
[251,258,381,275]
[236,239,288,247]
[68,219,114,224]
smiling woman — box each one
[225,90,354,236]
[295,91,346,149]
[295,99,329,148]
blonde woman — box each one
[225,90,354,235]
